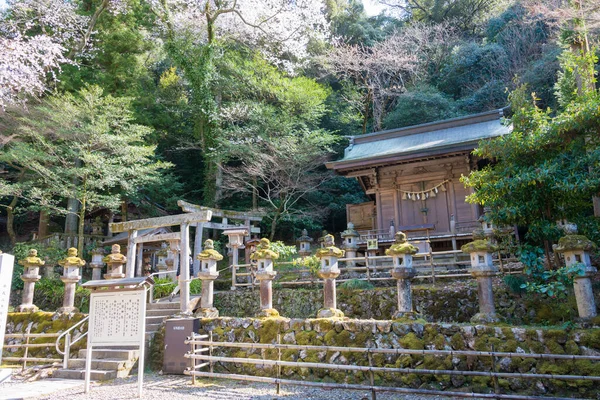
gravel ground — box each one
[24,373,460,400]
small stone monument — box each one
[103,244,126,279]
[17,249,44,312]
[89,248,105,281]
[156,242,169,278]
[315,234,345,318]
[196,239,224,317]
[91,216,104,236]
[385,232,418,319]
[462,233,499,323]
[554,232,598,319]
[297,229,313,258]
[58,247,85,313]
[341,223,360,266]
[251,238,279,317]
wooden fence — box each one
[183,333,600,400]
[3,324,61,369]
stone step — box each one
[146,323,162,333]
[145,315,168,325]
[77,348,139,360]
[146,309,178,317]
[146,302,181,310]
[68,358,136,372]
[54,368,117,381]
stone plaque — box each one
[0,254,15,364]
[88,290,146,346]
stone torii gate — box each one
[109,210,212,315]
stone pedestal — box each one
[58,248,85,314]
[103,244,126,279]
[554,234,597,319]
[250,238,280,318]
[386,232,418,319]
[90,248,104,281]
[196,239,223,318]
[315,234,344,318]
[462,238,500,324]
[17,249,44,313]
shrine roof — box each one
[326,109,510,171]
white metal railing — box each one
[55,316,89,369]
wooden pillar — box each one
[193,222,204,274]
[136,244,144,277]
[126,229,138,278]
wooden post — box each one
[193,223,204,275]
[126,229,138,278]
[136,244,144,277]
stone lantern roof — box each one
[103,244,127,263]
[19,249,45,267]
[340,223,359,238]
[315,234,345,258]
[461,239,498,254]
[385,232,418,256]
[197,239,224,261]
[250,238,279,260]
[59,247,86,267]
[554,235,597,253]
[297,229,313,243]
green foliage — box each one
[292,255,321,276]
[383,86,458,129]
[338,278,374,292]
[152,277,177,299]
[31,278,91,312]
[502,274,527,294]
[10,240,65,290]
[270,242,298,263]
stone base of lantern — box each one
[91,266,103,281]
[392,310,417,320]
[317,307,345,319]
[196,307,219,318]
[257,308,280,318]
[104,272,125,280]
[16,304,39,313]
[470,312,500,324]
[574,267,598,319]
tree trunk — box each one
[77,198,86,256]
[6,195,18,245]
[64,197,79,234]
[121,199,128,222]
[252,176,258,211]
[38,210,49,239]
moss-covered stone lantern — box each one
[251,238,280,317]
[315,234,345,318]
[297,229,313,258]
[341,223,360,266]
[103,244,126,279]
[17,249,44,312]
[89,247,105,281]
[461,235,499,323]
[156,242,169,278]
[385,232,418,319]
[554,233,597,319]
[196,239,224,318]
[58,247,85,313]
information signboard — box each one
[0,253,15,365]
[88,291,146,346]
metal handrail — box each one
[55,315,89,368]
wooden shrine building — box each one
[326,109,510,252]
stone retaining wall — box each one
[215,283,600,325]
[179,317,600,398]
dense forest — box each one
[0,0,599,248]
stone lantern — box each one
[461,234,499,323]
[297,229,313,258]
[196,239,224,317]
[103,244,126,279]
[341,223,360,266]
[17,249,44,312]
[250,238,280,317]
[166,240,180,281]
[89,247,105,281]
[91,216,104,236]
[156,242,169,278]
[224,229,248,291]
[58,247,86,313]
[385,232,418,319]
[315,234,345,318]
[554,233,598,319]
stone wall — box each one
[173,317,600,398]
[214,283,600,325]
[4,312,88,361]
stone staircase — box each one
[54,348,139,381]
[145,301,181,339]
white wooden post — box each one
[180,222,191,315]
[126,229,138,278]
[0,253,15,366]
